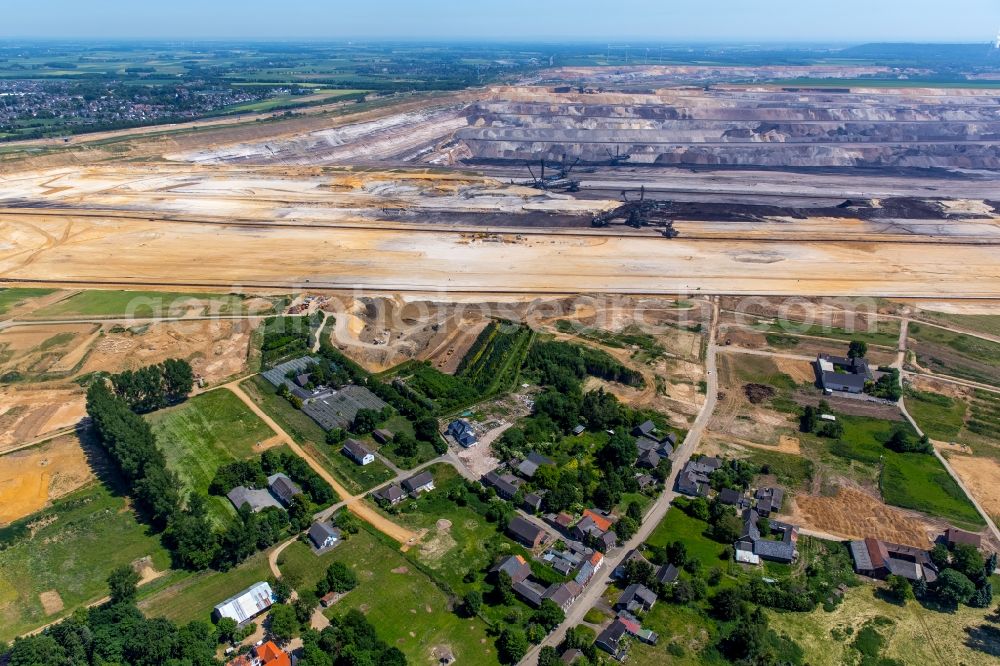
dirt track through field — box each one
[223,382,418,545]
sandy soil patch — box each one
[324,296,491,373]
[773,357,819,384]
[77,319,253,383]
[39,590,63,615]
[0,387,87,452]
[0,323,97,376]
[0,433,95,524]
[782,486,941,548]
[945,454,1000,520]
[391,566,409,574]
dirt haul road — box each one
[224,383,418,545]
[3,213,1000,297]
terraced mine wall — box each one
[457,88,1000,169]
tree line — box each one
[87,365,333,573]
[108,358,194,413]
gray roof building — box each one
[507,515,546,548]
[342,438,375,466]
[491,554,532,583]
[513,578,548,607]
[308,522,341,550]
[402,471,435,496]
[267,473,303,506]
[615,583,657,613]
[656,563,679,585]
[595,619,630,661]
[227,486,282,513]
[373,483,405,505]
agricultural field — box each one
[317,526,499,665]
[239,375,393,495]
[0,384,87,452]
[0,288,55,315]
[29,290,279,319]
[908,322,1000,388]
[0,477,173,642]
[146,389,278,524]
[78,319,256,385]
[912,310,1000,338]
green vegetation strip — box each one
[0,481,173,642]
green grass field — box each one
[904,387,967,441]
[365,464,503,595]
[914,312,1000,338]
[0,480,173,642]
[239,376,393,495]
[881,452,984,530]
[806,414,983,529]
[908,322,1000,388]
[644,506,728,566]
[138,550,271,625]
[751,316,900,348]
[629,602,724,666]
[31,290,269,318]
[147,389,276,524]
[0,288,55,315]
[775,582,1000,665]
[319,527,499,665]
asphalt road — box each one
[518,298,720,665]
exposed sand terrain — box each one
[944,454,1000,521]
[0,387,87,452]
[3,212,999,296]
[0,433,94,525]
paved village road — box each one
[519,298,721,666]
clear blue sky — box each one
[2,0,997,42]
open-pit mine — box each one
[2,67,1000,297]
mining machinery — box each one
[592,186,679,238]
[605,146,632,165]
[524,158,581,192]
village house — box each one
[402,471,435,497]
[447,419,479,447]
[734,509,799,565]
[595,618,630,661]
[267,473,303,506]
[226,640,291,666]
[849,537,938,582]
[815,353,874,394]
[308,521,341,551]
[615,583,657,614]
[507,515,547,549]
[492,554,532,583]
[517,451,555,479]
[945,528,983,550]
[676,457,722,496]
[482,470,524,500]
[341,438,375,466]
[372,483,406,506]
[754,486,785,516]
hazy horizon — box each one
[1,1,997,42]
